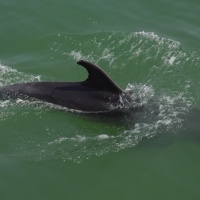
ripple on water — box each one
[1,31,199,162]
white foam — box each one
[100,48,115,64]
[48,137,68,145]
[0,62,42,87]
[168,56,176,65]
[0,63,17,74]
[0,100,11,108]
[69,50,83,60]
[97,134,109,139]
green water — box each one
[1,0,200,199]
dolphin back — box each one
[0,60,126,112]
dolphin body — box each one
[0,60,129,112]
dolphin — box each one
[0,60,130,112]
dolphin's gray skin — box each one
[0,60,128,112]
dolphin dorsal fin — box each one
[77,60,123,93]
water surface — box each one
[1,0,200,199]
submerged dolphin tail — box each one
[77,60,123,93]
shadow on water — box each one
[80,106,144,127]
[135,107,200,150]
[180,108,200,143]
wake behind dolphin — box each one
[0,60,132,113]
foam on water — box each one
[0,62,42,87]
[1,31,200,162]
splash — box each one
[1,31,200,163]
[0,62,42,87]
